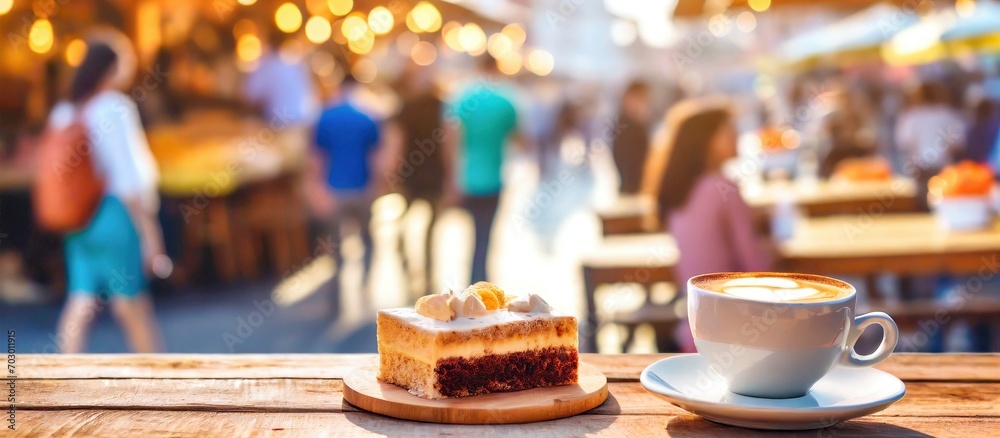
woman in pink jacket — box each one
[646,99,774,352]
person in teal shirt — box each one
[444,57,519,282]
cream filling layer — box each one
[381,333,578,366]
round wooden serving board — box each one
[342,363,608,424]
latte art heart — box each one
[700,276,850,303]
[722,286,823,302]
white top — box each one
[895,105,966,171]
[49,91,160,212]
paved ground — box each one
[0,279,364,354]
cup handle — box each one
[841,311,899,367]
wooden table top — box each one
[14,353,999,436]
[781,213,1000,259]
[742,177,916,210]
[595,178,916,217]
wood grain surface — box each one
[14,353,1000,437]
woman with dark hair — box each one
[47,39,165,353]
[644,99,774,352]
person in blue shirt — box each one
[313,74,380,314]
[443,57,520,283]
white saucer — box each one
[640,354,906,430]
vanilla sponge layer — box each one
[376,309,578,366]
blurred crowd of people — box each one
[4,21,1000,353]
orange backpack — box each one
[32,112,105,232]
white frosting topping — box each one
[415,291,493,321]
[413,283,552,322]
[381,307,562,331]
[505,294,552,313]
[451,293,489,318]
[414,294,455,321]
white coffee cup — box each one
[688,272,899,399]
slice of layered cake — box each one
[377,282,578,399]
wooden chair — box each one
[177,196,239,282]
[233,174,310,278]
[594,195,658,236]
[580,233,680,353]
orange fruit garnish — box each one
[465,282,505,310]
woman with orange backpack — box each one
[39,36,165,353]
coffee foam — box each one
[692,273,852,303]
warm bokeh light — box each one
[342,13,369,41]
[526,49,554,76]
[497,53,522,75]
[956,0,976,17]
[487,33,514,59]
[410,40,437,66]
[275,3,303,33]
[458,23,486,53]
[327,0,353,16]
[233,19,257,38]
[468,44,487,57]
[407,2,442,33]
[501,23,526,49]
[65,39,87,66]
[347,30,375,54]
[0,0,13,15]
[351,58,377,82]
[305,16,332,43]
[748,0,771,12]
[736,11,756,33]
[368,6,394,35]
[442,21,464,52]
[238,0,256,5]
[237,34,262,61]
[28,19,53,54]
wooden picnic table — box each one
[13,353,1000,436]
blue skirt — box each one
[64,196,146,297]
